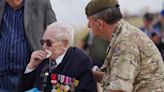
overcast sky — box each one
[50,0,164,26]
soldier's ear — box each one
[96,19,104,30]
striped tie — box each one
[49,60,57,73]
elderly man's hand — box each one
[27,50,48,70]
[92,70,105,83]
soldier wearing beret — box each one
[85,0,164,92]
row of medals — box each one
[49,73,79,92]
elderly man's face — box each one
[6,0,23,9]
[42,30,65,60]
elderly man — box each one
[85,0,164,92]
[18,22,97,92]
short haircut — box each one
[46,22,74,47]
[92,5,122,24]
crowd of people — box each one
[140,12,164,60]
[0,0,164,92]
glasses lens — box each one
[46,40,52,47]
[40,40,52,47]
[40,39,44,45]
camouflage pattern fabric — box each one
[101,20,164,92]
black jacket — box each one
[18,47,97,92]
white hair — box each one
[46,22,74,47]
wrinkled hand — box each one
[27,50,48,70]
[92,70,105,83]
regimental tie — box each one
[41,60,57,91]
[49,60,57,73]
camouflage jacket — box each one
[101,20,164,92]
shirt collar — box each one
[112,19,123,38]
[55,51,67,67]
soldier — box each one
[85,0,164,92]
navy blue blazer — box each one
[18,47,97,92]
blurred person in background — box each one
[80,31,109,68]
[150,32,164,60]
[80,31,109,92]
[154,9,164,43]
[140,12,160,38]
[18,22,97,92]
[0,0,56,91]
[85,0,164,91]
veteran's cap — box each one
[144,13,154,21]
[86,0,119,16]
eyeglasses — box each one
[40,39,54,47]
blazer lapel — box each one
[54,47,73,73]
[0,0,5,26]
[24,0,35,31]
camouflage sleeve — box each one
[104,40,140,92]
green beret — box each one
[86,0,119,16]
